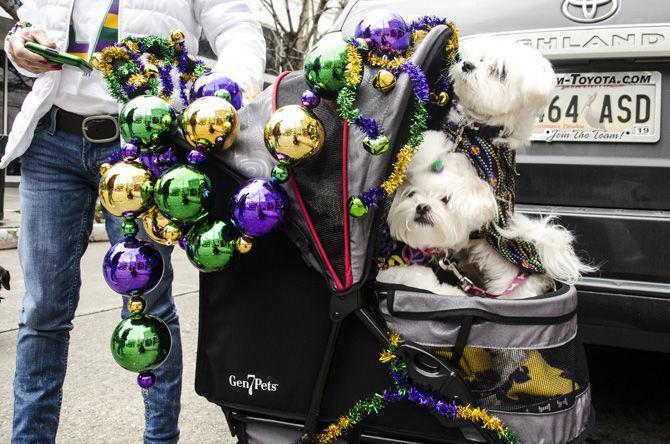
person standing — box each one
[3,1,266,443]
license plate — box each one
[531,71,661,143]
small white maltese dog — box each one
[377,37,594,299]
[450,36,557,150]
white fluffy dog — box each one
[449,36,557,149]
[377,37,594,299]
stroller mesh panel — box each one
[279,88,348,283]
[431,339,589,414]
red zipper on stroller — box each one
[273,72,353,292]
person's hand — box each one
[6,27,62,74]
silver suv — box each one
[335,0,670,352]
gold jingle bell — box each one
[181,96,240,152]
[142,206,182,246]
[430,91,449,107]
[170,29,186,45]
[236,236,253,254]
[373,70,396,94]
[99,161,154,218]
[263,104,326,166]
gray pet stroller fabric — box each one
[381,285,578,349]
[379,284,591,444]
[214,25,450,288]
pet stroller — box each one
[196,25,594,444]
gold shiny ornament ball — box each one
[373,70,397,94]
[263,105,326,166]
[181,96,240,152]
[236,236,253,254]
[142,206,183,246]
[170,29,186,44]
[99,162,155,218]
[127,296,146,314]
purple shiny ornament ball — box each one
[187,150,206,165]
[178,235,188,250]
[190,72,243,110]
[137,371,156,389]
[354,9,410,54]
[102,237,164,296]
[140,147,177,178]
[301,90,320,109]
[230,179,289,238]
[122,143,140,161]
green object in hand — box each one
[24,42,93,73]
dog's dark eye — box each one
[480,57,484,62]
[408,191,416,198]
[441,196,449,205]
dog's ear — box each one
[522,54,557,117]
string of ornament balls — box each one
[94,10,459,393]
[95,30,289,390]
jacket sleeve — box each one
[193,0,267,100]
[4,0,45,78]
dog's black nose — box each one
[416,204,431,216]
[462,61,475,73]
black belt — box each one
[47,107,120,144]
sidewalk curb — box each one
[0,223,109,250]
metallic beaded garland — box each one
[309,332,521,444]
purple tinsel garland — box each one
[359,187,387,208]
[400,61,429,102]
[104,149,124,165]
[408,16,447,33]
[354,115,383,139]
[159,65,174,99]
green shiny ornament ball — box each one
[119,96,177,149]
[154,165,212,224]
[110,314,171,373]
[271,164,290,183]
[363,135,390,155]
[214,89,232,103]
[121,218,139,237]
[348,196,369,218]
[304,33,350,99]
[185,220,238,272]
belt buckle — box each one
[81,115,120,144]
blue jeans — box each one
[12,108,182,444]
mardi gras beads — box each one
[304,33,351,99]
[119,95,178,148]
[264,105,326,167]
[185,219,239,272]
[191,72,243,110]
[354,9,411,54]
[230,179,289,238]
[181,95,239,152]
[99,158,155,217]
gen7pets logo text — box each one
[229,374,279,396]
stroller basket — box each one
[378,283,593,444]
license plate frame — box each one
[531,71,662,143]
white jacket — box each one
[2,0,267,168]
